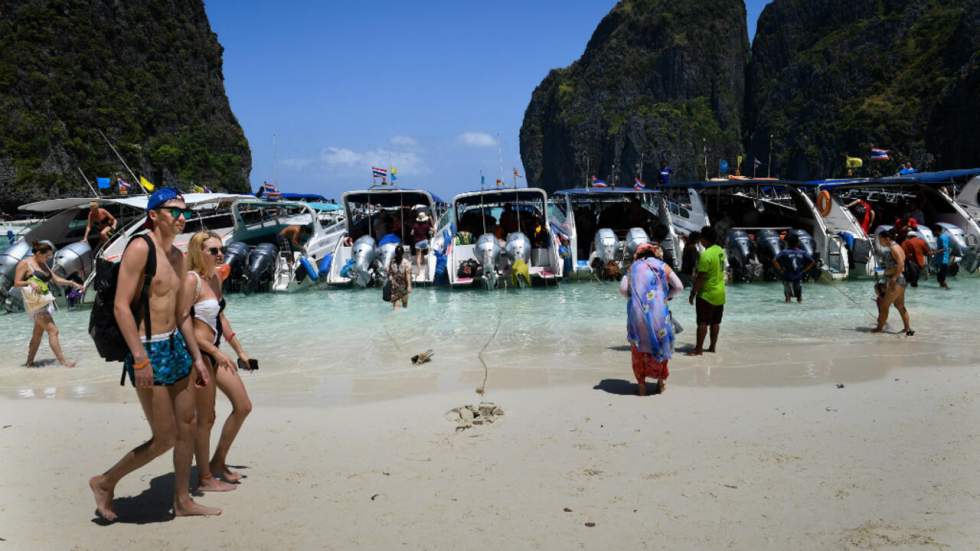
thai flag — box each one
[372,167,387,178]
[592,176,607,188]
[870,148,890,161]
[633,177,645,190]
[118,178,131,193]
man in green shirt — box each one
[688,226,726,355]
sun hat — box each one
[416,212,429,222]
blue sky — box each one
[206,1,771,199]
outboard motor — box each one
[474,233,501,288]
[726,229,761,282]
[504,232,531,264]
[0,240,31,295]
[51,241,93,282]
[756,229,784,279]
[593,229,618,264]
[375,241,399,280]
[223,241,250,280]
[791,229,817,258]
[475,233,502,273]
[350,235,377,288]
[623,228,650,261]
[244,243,278,292]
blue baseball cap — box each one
[146,187,184,211]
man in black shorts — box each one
[688,226,727,355]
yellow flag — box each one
[139,176,155,192]
[846,156,863,169]
[192,184,204,193]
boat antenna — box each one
[98,129,148,195]
[76,166,100,197]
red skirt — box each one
[631,344,669,381]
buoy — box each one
[817,190,833,217]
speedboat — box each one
[814,172,980,274]
[664,179,850,282]
[323,186,447,288]
[447,187,564,288]
[551,187,680,279]
[221,199,343,292]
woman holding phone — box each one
[183,231,255,491]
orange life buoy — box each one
[816,190,833,217]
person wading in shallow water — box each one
[387,244,412,309]
[14,240,84,367]
[619,242,683,396]
[873,230,914,336]
[184,231,254,493]
[688,226,726,355]
[89,188,218,521]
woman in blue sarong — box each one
[619,243,684,395]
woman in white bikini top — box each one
[183,231,254,492]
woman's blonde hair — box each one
[187,231,222,275]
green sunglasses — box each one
[159,207,195,219]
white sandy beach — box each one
[1,337,978,550]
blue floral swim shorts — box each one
[124,331,192,386]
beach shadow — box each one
[92,473,175,526]
[593,378,662,397]
[26,359,58,368]
[607,345,631,352]
[674,343,698,354]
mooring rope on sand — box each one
[476,312,503,396]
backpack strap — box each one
[135,234,156,342]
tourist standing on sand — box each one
[873,230,914,336]
[619,242,683,395]
[184,231,254,492]
[387,244,412,309]
[14,240,84,367]
[688,226,726,355]
[773,234,816,303]
[89,188,219,521]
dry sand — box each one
[1,342,979,550]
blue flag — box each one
[96,177,111,190]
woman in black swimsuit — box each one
[13,241,84,367]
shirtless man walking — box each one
[89,188,219,520]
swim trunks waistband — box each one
[141,329,178,343]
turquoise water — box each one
[2,276,979,405]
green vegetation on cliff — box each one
[0,0,251,210]
[520,0,749,191]
[746,0,980,178]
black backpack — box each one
[88,234,157,368]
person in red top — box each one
[411,211,434,270]
[901,233,930,287]
[845,198,875,234]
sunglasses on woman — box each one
[205,247,222,256]
[159,207,195,219]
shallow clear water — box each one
[2,275,979,405]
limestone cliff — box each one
[0,0,251,211]
[519,0,749,190]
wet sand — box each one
[1,335,979,550]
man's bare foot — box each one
[197,475,237,492]
[211,462,242,483]
[706,347,716,353]
[89,475,117,522]
[685,349,703,356]
[656,379,666,394]
[24,361,35,368]
[174,498,221,517]
[636,381,647,397]
[61,360,77,368]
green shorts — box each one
[124,331,192,386]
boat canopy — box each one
[19,192,253,213]
[552,187,664,197]
[307,201,342,212]
[454,189,547,205]
[342,188,436,209]
[279,192,329,202]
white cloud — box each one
[320,146,426,176]
[390,135,418,147]
[458,132,498,148]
